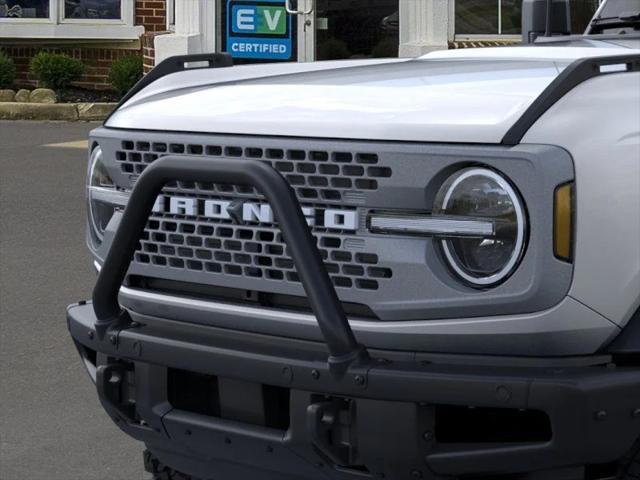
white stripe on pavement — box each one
[42,140,89,149]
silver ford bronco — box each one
[68,1,640,478]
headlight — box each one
[433,167,527,287]
[87,146,129,244]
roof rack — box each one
[105,53,233,122]
[502,53,640,145]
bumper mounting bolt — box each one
[632,408,640,418]
[496,385,512,403]
[410,470,423,479]
[184,429,192,436]
[422,431,434,442]
[87,331,94,340]
[355,375,365,386]
[311,369,320,380]
[595,410,608,421]
[109,335,117,345]
[281,366,293,383]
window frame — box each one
[166,0,175,31]
[0,0,143,39]
[454,0,522,39]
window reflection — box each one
[65,0,121,20]
[570,0,600,32]
[0,0,49,18]
[315,0,399,60]
[456,0,599,35]
[456,0,500,35]
[501,0,522,34]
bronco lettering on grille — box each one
[152,196,358,231]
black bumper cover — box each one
[69,302,640,480]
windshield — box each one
[588,0,640,34]
[596,0,640,19]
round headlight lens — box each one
[87,146,128,244]
[434,168,527,287]
[89,146,112,189]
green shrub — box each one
[108,55,143,94]
[29,52,85,89]
[0,51,16,89]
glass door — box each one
[219,0,399,64]
[297,0,400,62]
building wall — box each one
[136,0,167,73]
[0,0,166,90]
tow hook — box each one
[96,362,137,424]
[307,398,357,467]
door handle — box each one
[285,0,313,15]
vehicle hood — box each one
[106,46,639,144]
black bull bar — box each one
[92,155,370,376]
[68,156,640,478]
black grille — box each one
[117,140,392,204]
[136,209,392,292]
[116,138,395,293]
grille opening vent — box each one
[435,406,552,443]
[135,214,392,292]
[167,369,290,430]
[128,276,379,319]
[116,141,391,202]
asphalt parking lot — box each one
[0,121,144,479]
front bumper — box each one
[69,302,640,480]
[71,155,640,479]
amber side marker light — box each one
[554,183,574,261]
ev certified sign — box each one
[226,0,293,61]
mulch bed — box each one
[57,87,122,103]
[29,86,120,103]
[11,85,122,103]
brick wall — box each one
[0,1,167,91]
[142,33,157,74]
[136,0,167,33]
[137,0,168,73]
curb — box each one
[0,102,117,121]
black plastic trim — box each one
[607,306,640,355]
[502,54,640,145]
[67,302,640,479]
[105,53,233,123]
[91,155,368,374]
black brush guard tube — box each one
[92,155,369,374]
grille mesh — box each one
[117,140,394,293]
[117,140,392,204]
[135,213,392,291]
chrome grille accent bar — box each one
[369,215,495,238]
